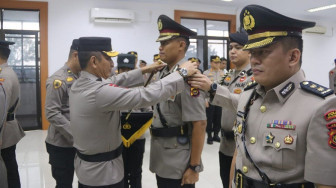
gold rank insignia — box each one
[266,132,274,144]
[243,10,255,31]
[53,80,62,89]
[66,76,74,82]
[284,134,294,144]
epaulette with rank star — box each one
[300,81,334,98]
[244,80,257,91]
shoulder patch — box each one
[244,81,257,91]
[300,81,334,98]
[53,79,62,89]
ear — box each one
[90,56,97,68]
[179,40,186,50]
[288,48,300,67]
[72,51,78,59]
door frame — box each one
[0,1,48,130]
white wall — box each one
[40,0,335,86]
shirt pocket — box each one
[262,131,297,170]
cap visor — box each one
[243,37,277,50]
[156,35,174,42]
[103,50,119,57]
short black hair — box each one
[0,47,11,60]
[279,37,303,66]
[78,51,102,69]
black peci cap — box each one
[156,15,197,42]
[210,55,221,62]
[78,37,119,57]
[117,54,135,69]
[70,39,79,51]
[240,4,316,50]
[229,32,248,46]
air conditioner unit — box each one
[303,26,327,34]
[91,8,135,23]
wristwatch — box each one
[209,83,217,93]
[177,67,188,78]
[189,164,202,173]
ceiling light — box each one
[221,0,233,2]
[307,4,336,12]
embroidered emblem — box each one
[53,80,62,89]
[266,132,274,144]
[325,110,336,121]
[279,82,295,98]
[284,135,294,144]
[123,58,129,63]
[66,77,73,82]
[122,122,131,129]
[234,88,242,94]
[225,76,231,81]
[158,19,163,31]
[326,122,336,149]
[190,87,200,97]
[240,76,246,82]
[243,10,255,31]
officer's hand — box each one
[141,60,166,74]
[179,61,198,76]
[181,168,199,186]
[188,73,212,92]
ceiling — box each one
[127,0,336,23]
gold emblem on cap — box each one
[243,10,255,31]
[53,80,62,89]
[158,19,163,31]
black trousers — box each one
[46,142,76,188]
[78,179,124,188]
[122,139,145,188]
[206,104,222,136]
[219,152,233,188]
[1,145,20,188]
[156,175,195,188]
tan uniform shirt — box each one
[150,60,207,179]
[219,65,253,156]
[45,64,78,147]
[213,69,336,185]
[329,66,336,93]
[70,69,185,186]
[0,63,25,149]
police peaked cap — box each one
[210,55,221,62]
[188,57,198,62]
[156,15,197,42]
[127,51,138,57]
[240,4,315,50]
[117,54,135,69]
[78,37,119,57]
[229,32,248,46]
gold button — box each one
[237,124,242,134]
[260,106,267,113]
[242,166,248,173]
[250,137,256,144]
[275,142,281,148]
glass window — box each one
[181,18,204,35]
[206,20,229,37]
[3,10,39,30]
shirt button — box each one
[275,142,281,148]
[260,105,267,113]
[250,137,256,144]
[242,166,248,173]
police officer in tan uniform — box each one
[70,37,198,188]
[0,83,8,188]
[220,57,228,74]
[149,15,207,188]
[218,32,253,188]
[45,39,80,188]
[203,55,224,144]
[189,4,336,188]
[329,59,336,94]
[0,38,25,188]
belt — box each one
[235,170,314,188]
[6,113,15,121]
[76,143,123,162]
[150,125,188,137]
[221,129,234,140]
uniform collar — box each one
[256,69,305,104]
[80,71,100,81]
[162,58,186,74]
[234,63,251,77]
